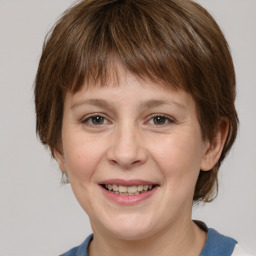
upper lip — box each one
[99,179,158,186]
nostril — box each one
[108,159,143,168]
[109,159,118,165]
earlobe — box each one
[200,119,229,171]
[54,148,67,173]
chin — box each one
[98,213,159,241]
[110,227,155,241]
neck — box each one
[89,220,206,256]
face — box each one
[56,68,212,240]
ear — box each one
[200,119,229,171]
[54,147,68,174]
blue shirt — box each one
[60,226,237,256]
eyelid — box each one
[146,114,175,125]
[81,113,111,126]
[80,113,175,126]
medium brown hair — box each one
[34,0,238,202]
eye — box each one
[148,115,174,126]
[82,115,108,126]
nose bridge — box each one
[107,119,146,168]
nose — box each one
[107,121,147,169]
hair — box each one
[34,0,238,202]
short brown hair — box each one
[34,0,238,202]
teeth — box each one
[113,184,119,192]
[119,185,128,193]
[143,185,149,191]
[128,186,137,193]
[138,185,143,191]
[103,184,155,195]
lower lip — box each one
[100,186,158,205]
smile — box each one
[99,179,159,205]
[102,184,155,196]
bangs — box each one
[45,0,203,93]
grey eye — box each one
[90,116,105,125]
[83,115,107,126]
[153,116,168,125]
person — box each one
[34,0,250,255]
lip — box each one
[99,179,159,205]
[99,179,156,186]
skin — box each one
[55,66,228,256]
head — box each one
[35,0,238,204]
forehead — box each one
[65,67,196,115]
[68,55,185,95]
[70,61,182,94]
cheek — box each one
[62,134,106,180]
[150,134,203,187]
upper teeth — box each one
[105,184,153,193]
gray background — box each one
[0,0,255,255]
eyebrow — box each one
[71,98,186,111]
[71,99,113,110]
[141,99,186,110]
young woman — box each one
[34,0,250,255]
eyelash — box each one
[82,114,174,127]
[147,114,175,126]
[82,114,110,126]
[82,114,175,128]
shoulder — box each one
[59,234,93,256]
[200,228,237,256]
[232,244,255,256]
[199,225,255,256]
[195,221,255,256]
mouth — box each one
[100,184,157,196]
[99,179,159,204]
